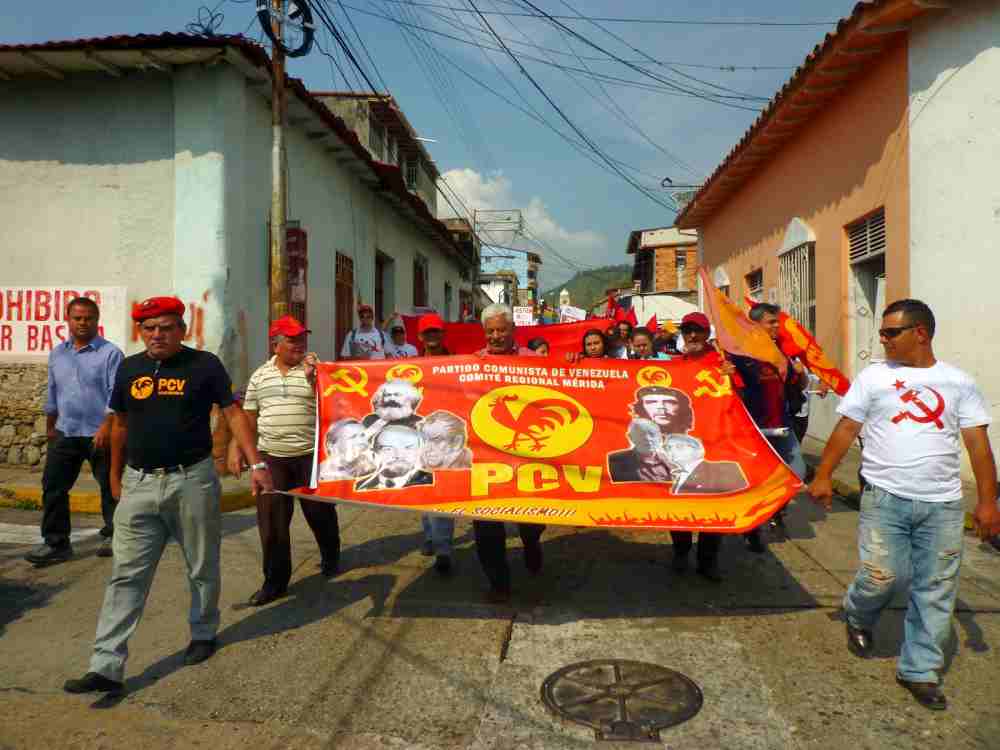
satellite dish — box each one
[257,0,315,58]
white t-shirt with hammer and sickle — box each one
[838,361,991,501]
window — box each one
[386,136,397,167]
[375,251,394,325]
[406,158,419,189]
[413,254,429,307]
[634,249,654,293]
[746,269,764,301]
[675,249,688,290]
[847,207,886,264]
[779,243,816,333]
[444,282,453,321]
[335,253,354,359]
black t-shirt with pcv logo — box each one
[110,346,234,470]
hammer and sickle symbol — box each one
[693,369,733,398]
[322,367,369,398]
[891,387,945,429]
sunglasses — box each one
[878,325,916,339]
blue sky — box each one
[2,0,858,288]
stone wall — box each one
[0,363,49,467]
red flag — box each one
[645,313,658,331]
[613,305,626,323]
[605,294,617,318]
[624,307,638,326]
[742,296,850,395]
[699,267,787,379]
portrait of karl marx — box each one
[362,378,424,430]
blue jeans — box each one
[844,485,965,684]
[90,457,221,682]
[767,430,806,481]
[421,514,454,556]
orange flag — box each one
[743,296,850,396]
[699,267,787,379]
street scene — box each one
[2,0,1000,748]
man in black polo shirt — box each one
[64,296,271,695]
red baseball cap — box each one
[680,312,711,330]
[132,296,185,322]
[268,315,310,338]
[418,313,445,334]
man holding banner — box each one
[474,304,544,602]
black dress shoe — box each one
[696,564,724,583]
[524,540,543,574]
[25,543,73,566]
[896,676,947,710]
[248,587,287,607]
[745,530,766,554]
[846,623,874,658]
[433,554,453,576]
[64,671,123,694]
[184,639,217,666]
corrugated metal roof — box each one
[675,0,944,229]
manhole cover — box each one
[540,659,702,742]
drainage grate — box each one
[540,659,703,742]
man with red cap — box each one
[668,311,739,583]
[340,303,387,360]
[415,312,456,575]
[64,296,272,696]
[231,315,342,606]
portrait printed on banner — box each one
[362,378,424,431]
[664,434,748,495]
[318,417,378,481]
[606,386,696,484]
[355,424,434,491]
[418,410,473,470]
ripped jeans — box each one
[844,484,965,684]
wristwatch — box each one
[250,462,270,472]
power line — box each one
[330,0,392,92]
[374,0,839,27]
[311,0,382,93]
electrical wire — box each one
[330,0,392,92]
[373,0,839,27]
[311,0,383,93]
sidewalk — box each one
[0,464,255,514]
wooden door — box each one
[335,252,354,359]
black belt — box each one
[129,456,209,476]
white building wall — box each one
[0,72,176,356]
[909,0,1000,466]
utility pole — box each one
[269,0,288,322]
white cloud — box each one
[437,168,608,288]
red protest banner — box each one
[400,316,606,358]
[297,356,801,533]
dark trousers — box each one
[41,433,116,546]
[671,531,722,567]
[791,415,808,443]
[473,520,544,591]
[258,453,340,591]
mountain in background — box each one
[540,263,633,310]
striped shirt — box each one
[243,356,315,457]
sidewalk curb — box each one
[0,485,256,514]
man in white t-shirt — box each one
[386,322,418,358]
[340,304,387,360]
[809,299,1000,711]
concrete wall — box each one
[0,71,177,355]
[909,0,1000,462]
[695,42,910,440]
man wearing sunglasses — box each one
[809,299,1000,711]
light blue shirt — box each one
[44,336,124,437]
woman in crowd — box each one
[629,327,671,360]
[526,337,550,357]
[580,329,609,359]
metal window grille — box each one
[444,282,453,320]
[406,158,419,189]
[746,269,764,301]
[413,255,429,307]
[848,208,886,264]
[779,243,816,333]
[387,136,397,166]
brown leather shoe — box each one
[896,676,947,710]
[846,623,874,658]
